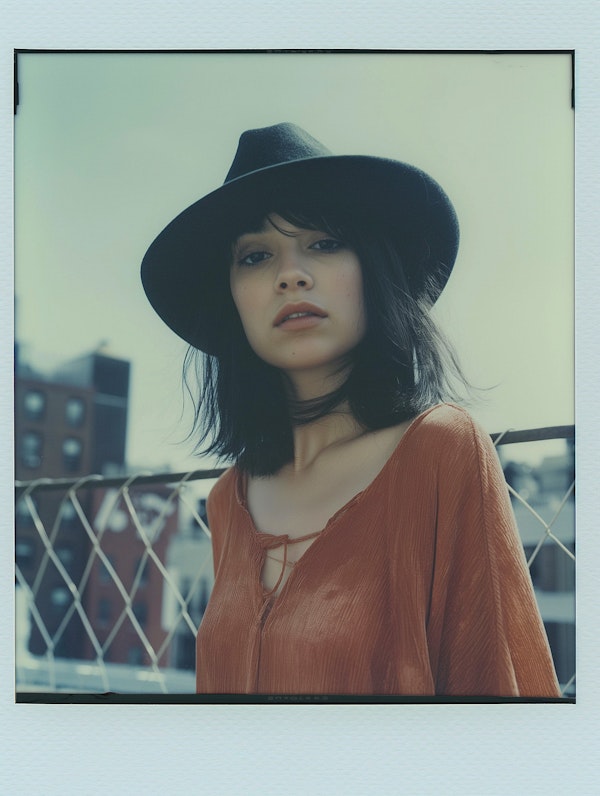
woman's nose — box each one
[274,253,314,292]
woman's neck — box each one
[289,406,367,473]
[283,360,349,404]
[281,363,365,473]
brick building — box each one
[15,347,131,659]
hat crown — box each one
[224,122,332,183]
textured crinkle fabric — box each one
[196,404,561,697]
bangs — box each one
[266,207,346,240]
[223,178,362,258]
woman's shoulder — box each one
[403,403,496,469]
[206,465,239,513]
[410,402,485,444]
[385,404,504,518]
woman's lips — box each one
[276,312,326,331]
[273,302,327,327]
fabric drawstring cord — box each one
[255,529,323,597]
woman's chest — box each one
[246,465,378,595]
[248,469,362,541]
[246,422,410,540]
[204,491,438,665]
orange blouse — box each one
[196,404,561,697]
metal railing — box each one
[15,425,575,697]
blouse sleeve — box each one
[425,412,561,697]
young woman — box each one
[142,123,560,697]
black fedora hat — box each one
[141,122,459,355]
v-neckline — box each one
[233,403,445,602]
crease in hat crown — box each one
[224,123,333,183]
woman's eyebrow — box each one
[235,219,273,240]
[234,230,269,249]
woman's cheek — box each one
[234,294,269,359]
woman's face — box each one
[229,214,367,381]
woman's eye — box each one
[238,250,270,267]
[309,237,343,253]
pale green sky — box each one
[14,52,574,470]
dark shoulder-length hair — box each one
[183,179,470,476]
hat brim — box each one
[141,155,459,354]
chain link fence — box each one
[15,426,575,698]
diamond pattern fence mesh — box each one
[15,426,575,697]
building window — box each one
[97,598,112,626]
[62,437,82,472]
[16,539,35,569]
[525,544,575,593]
[58,500,79,529]
[198,578,210,615]
[185,577,210,624]
[175,628,196,671]
[54,637,70,658]
[50,586,70,611]
[21,431,43,468]
[15,497,36,527]
[98,556,115,584]
[23,389,46,421]
[55,545,74,572]
[545,621,575,685]
[65,397,85,427]
[132,602,147,628]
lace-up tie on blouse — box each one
[255,530,323,597]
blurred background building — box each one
[15,343,131,659]
[501,440,575,690]
[15,339,215,689]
